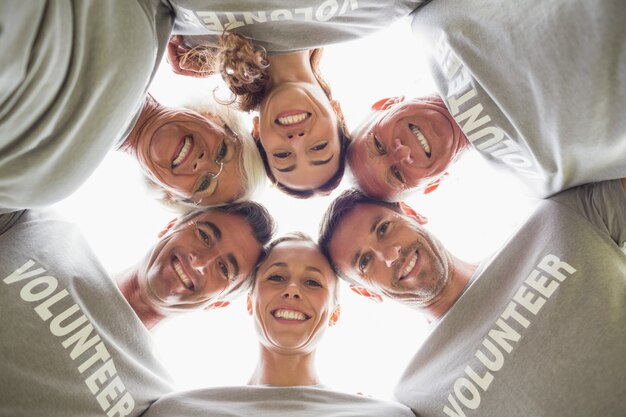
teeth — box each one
[273,309,307,321]
[402,253,418,277]
[409,125,431,157]
[276,112,309,126]
[172,258,194,289]
[172,136,192,167]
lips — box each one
[171,135,193,167]
[275,111,311,127]
[399,250,419,280]
[271,308,310,321]
[172,257,194,290]
[409,124,431,157]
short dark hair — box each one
[255,126,350,199]
[176,201,277,297]
[318,188,401,278]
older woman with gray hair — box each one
[118,93,265,211]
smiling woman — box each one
[118,94,265,210]
[141,234,415,417]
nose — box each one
[373,244,401,268]
[188,249,217,275]
[192,151,209,172]
[282,282,302,299]
[391,139,413,164]
[286,130,306,140]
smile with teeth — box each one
[275,112,311,126]
[409,124,431,157]
[272,309,310,321]
[172,135,192,167]
[172,257,194,290]
[400,252,419,279]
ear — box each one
[203,300,230,311]
[423,172,449,195]
[350,285,383,304]
[398,202,428,225]
[371,96,405,111]
[246,293,253,316]
[328,304,341,327]
[252,116,260,141]
[158,218,179,238]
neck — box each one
[267,50,317,87]
[422,255,478,322]
[115,267,165,330]
[248,345,320,387]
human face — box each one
[248,240,339,354]
[138,210,262,312]
[135,108,245,205]
[349,98,466,199]
[328,203,452,309]
[257,82,341,190]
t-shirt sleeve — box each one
[551,180,626,249]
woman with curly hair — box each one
[165,1,424,197]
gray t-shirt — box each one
[0,1,173,211]
[143,385,415,417]
[171,0,426,53]
[0,1,425,212]
[411,0,626,197]
[395,180,626,417]
[0,210,174,417]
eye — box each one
[267,274,285,282]
[310,142,328,152]
[373,134,386,155]
[377,221,390,239]
[195,176,212,192]
[358,253,371,273]
[391,166,405,183]
[305,279,322,288]
[197,228,212,245]
[273,151,291,159]
[218,261,231,281]
[215,141,228,162]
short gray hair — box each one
[144,91,266,213]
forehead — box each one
[178,210,255,243]
[264,240,329,269]
[328,203,397,265]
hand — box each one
[166,35,213,78]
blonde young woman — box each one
[143,233,415,416]
[165,1,425,197]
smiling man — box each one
[349,0,626,201]
[319,180,626,417]
[0,202,274,416]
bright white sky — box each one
[52,20,537,400]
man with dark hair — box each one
[319,180,626,416]
[0,202,275,416]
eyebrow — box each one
[276,165,296,173]
[275,154,335,173]
[310,155,334,166]
[199,221,222,241]
[228,254,239,278]
[305,266,323,274]
[350,215,383,269]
